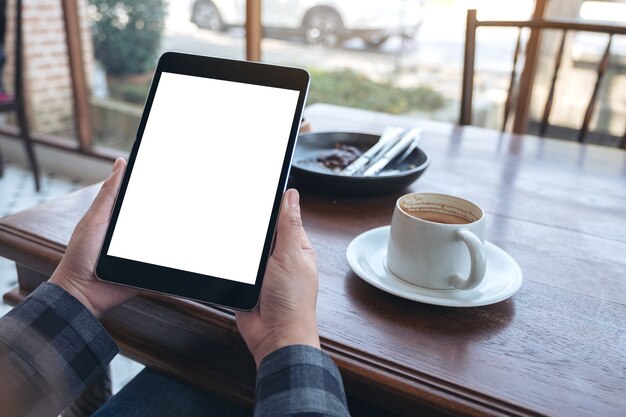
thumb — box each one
[273,189,303,256]
[85,158,126,221]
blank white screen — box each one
[107,72,300,285]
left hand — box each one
[49,158,138,318]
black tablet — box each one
[96,52,310,310]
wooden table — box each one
[2,104,625,416]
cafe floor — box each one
[0,159,144,393]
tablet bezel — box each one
[95,52,310,310]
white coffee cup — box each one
[386,192,486,290]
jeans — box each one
[92,368,250,417]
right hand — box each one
[235,189,320,367]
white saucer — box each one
[346,226,523,307]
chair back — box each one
[460,9,626,148]
[0,0,41,192]
[14,0,23,102]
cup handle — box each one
[449,229,487,290]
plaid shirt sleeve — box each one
[0,282,118,417]
[254,344,351,417]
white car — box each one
[191,0,425,47]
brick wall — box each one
[3,0,94,136]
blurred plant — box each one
[102,67,447,118]
[89,0,167,76]
[307,69,446,114]
[108,76,151,103]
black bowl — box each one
[291,131,430,197]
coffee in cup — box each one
[386,192,486,290]
[402,209,471,225]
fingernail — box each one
[112,158,124,173]
[288,189,300,209]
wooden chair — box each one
[460,8,626,149]
[0,0,40,190]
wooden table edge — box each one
[0,218,539,417]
